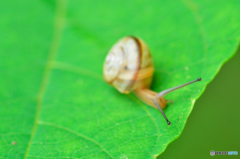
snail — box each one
[103,36,201,125]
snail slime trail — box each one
[103,36,201,125]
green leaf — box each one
[0,0,239,158]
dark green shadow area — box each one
[158,48,240,159]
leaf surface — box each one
[0,0,240,158]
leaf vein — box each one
[53,61,102,80]
[38,121,114,159]
[24,0,68,158]
[128,94,160,157]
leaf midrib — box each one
[24,0,68,158]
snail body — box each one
[103,36,201,125]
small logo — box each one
[210,150,238,156]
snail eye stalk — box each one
[153,99,171,125]
[155,78,201,125]
[157,78,202,97]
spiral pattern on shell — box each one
[103,36,154,93]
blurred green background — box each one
[159,48,240,158]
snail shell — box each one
[103,36,154,93]
[103,36,166,109]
